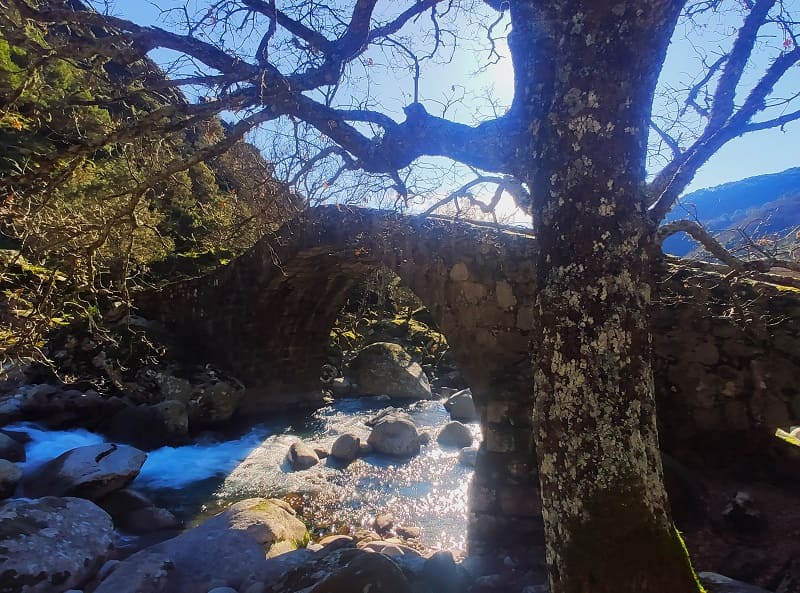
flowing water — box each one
[11,396,480,550]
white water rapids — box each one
[11,397,481,550]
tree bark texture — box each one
[515,1,703,591]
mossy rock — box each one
[309,551,412,593]
[349,342,431,400]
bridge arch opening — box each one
[324,266,467,397]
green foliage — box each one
[775,428,800,447]
[0,8,297,363]
[327,268,451,374]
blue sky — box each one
[107,2,798,206]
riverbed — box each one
[12,396,481,550]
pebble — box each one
[373,512,395,535]
[396,525,421,539]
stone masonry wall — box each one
[467,261,800,552]
[653,262,800,477]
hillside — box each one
[0,0,300,360]
[662,167,800,258]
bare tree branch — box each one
[681,52,727,119]
[705,0,777,132]
[22,3,260,79]
[658,219,749,270]
[658,219,800,273]
[741,108,800,133]
[288,145,355,186]
[11,0,517,182]
[649,120,681,159]
[649,27,800,221]
[420,173,529,217]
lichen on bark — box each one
[522,1,705,591]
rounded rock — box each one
[349,342,432,400]
[0,459,22,498]
[437,421,473,448]
[330,434,361,463]
[0,497,114,593]
[23,443,146,500]
[0,431,25,462]
[287,440,320,471]
[367,414,421,457]
[443,388,478,422]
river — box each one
[11,396,480,551]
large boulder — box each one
[330,434,361,463]
[422,550,467,593]
[366,407,402,428]
[97,489,180,533]
[267,548,412,593]
[331,377,352,397]
[188,380,243,426]
[155,372,193,403]
[0,459,22,499]
[152,400,189,435]
[309,551,411,593]
[0,496,114,592]
[437,421,473,448]
[0,431,25,462]
[349,342,431,400]
[93,498,309,593]
[24,442,146,500]
[443,388,478,422]
[367,412,422,457]
[287,441,320,470]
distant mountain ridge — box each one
[662,167,800,257]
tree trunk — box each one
[512,2,704,591]
[532,217,701,593]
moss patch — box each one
[774,284,800,294]
[559,476,704,593]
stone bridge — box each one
[143,206,539,410]
[138,205,800,551]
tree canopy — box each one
[3,1,796,216]
[0,3,299,359]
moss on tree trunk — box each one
[559,476,703,592]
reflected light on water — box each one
[12,397,481,552]
[169,398,480,551]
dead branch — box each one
[658,219,800,273]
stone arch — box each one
[140,206,539,408]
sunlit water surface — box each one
[12,397,480,550]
